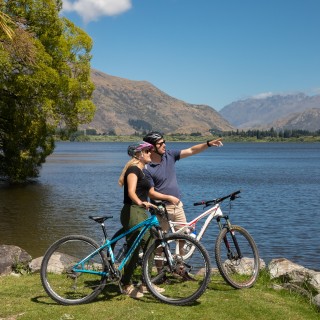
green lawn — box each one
[0,272,318,320]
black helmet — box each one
[143,131,163,146]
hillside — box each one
[271,108,320,131]
[219,93,320,130]
[81,69,234,135]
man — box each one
[143,131,223,231]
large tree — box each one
[0,0,95,183]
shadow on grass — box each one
[31,283,120,305]
[207,277,237,292]
[32,282,201,307]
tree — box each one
[0,10,14,40]
[0,0,95,183]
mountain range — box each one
[86,69,234,135]
[84,69,320,134]
[220,93,320,131]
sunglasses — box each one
[156,140,166,147]
[143,149,152,154]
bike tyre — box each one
[142,233,211,305]
[40,235,107,305]
[215,225,260,289]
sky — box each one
[61,0,320,111]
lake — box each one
[0,141,319,271]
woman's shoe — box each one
[122,284,144,298]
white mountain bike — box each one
[112,190,260,289]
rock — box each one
[268,258,320,293]
[29,256,43,273]
[313,294,320,309]
[309,271,320,292]
[268,258,305,278]
[270,283,284,291]
[223,257,265,275]
[0,245,32,275]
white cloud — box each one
[252,92,274,99]
[309,87,320,95]
[62,0,132,23]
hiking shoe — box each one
[182,271,196,281]
[139,284,165,293]
[176,267,196,281]
[153,274,169,285]
[122,284,144,298]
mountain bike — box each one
[40,207,211,306]
[112,190,260,289]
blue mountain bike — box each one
[40,206,211,306]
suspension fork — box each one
[155,227,175,272]
[217,216,242,259]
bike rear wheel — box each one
[40,235,107,305]
[215,225,260,289]
[142,233,211,305]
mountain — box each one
[81,69,234,135]
[271,108,320,132]
[219,93,320,130]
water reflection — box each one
[0,142,127,257]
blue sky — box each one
[61,0,320,110]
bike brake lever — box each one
[230,194,241,201]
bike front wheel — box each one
[40,235,107,305]
[215,225,260,289]
[142,233,211,305]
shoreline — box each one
[56,135,320,143]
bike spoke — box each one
[215,226,260,289]
[41,236,107,305]
[143,234,211,305]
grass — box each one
[0,271,318,320]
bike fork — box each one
[222,220,242,259]
[157,231,175,272]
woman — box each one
[118,141,160,298]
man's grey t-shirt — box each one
[144,150,181,199]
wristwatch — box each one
[206,140,211,147]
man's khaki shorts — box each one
[158,201,187,232]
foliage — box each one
[64,133,320,144]
[0,8,14,40]
[221,128,320,139]
[128,119,152,132]
[0,0,95,183]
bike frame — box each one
[166,192,242,260]
[73,214,162,276]
[168,202,225,242]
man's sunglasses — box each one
[156,140,166,147]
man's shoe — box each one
[122,284,144,298]
[153,274,168,285]
[139,284,165,293]
[176,267,196,281]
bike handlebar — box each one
[193,190,241,207]
[149,203,167,216]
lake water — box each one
[0,142,319,271]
